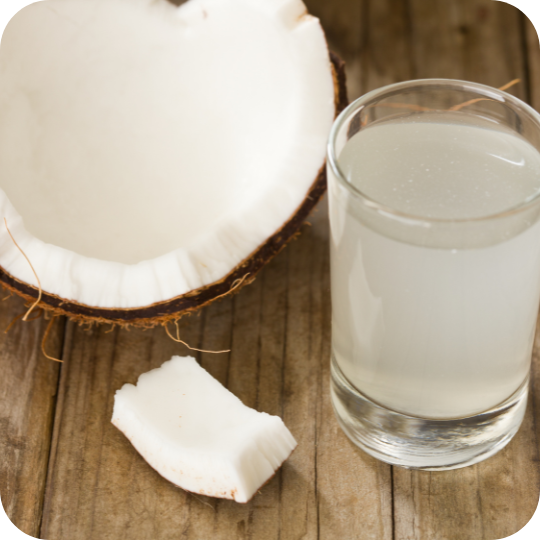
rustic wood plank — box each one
[359,0,414,94]
[526,11,540,112]
[392,2,540,539]
[525,4,540,515]
[311,201,394,540]
[277,224,323,540]
[304,0,364,100]
[40,318,198,539]
[309,4,411,534]
[408,0,527,94]
[196,239,287,540]
[0,297,64,537]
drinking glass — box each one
[327,79,540,470]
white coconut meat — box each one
[112,356,297,502]
[0,0,335,310]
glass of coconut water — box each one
[327,79,540,470]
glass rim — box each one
[327,78,540,225]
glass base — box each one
[330,357,529,470]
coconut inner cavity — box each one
[0,0,319,264]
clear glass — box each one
[327,79,540,470]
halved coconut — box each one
[0,0,346,326]
[112,356,297,502]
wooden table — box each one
[1,1,540,538]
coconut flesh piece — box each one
[0,0,342,324]
[112,356,297,502]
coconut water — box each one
[331,117,540,419]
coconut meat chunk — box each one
[0,0,335,310]
[112,356,297,502]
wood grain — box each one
[526,6,540,516]
[0,297,64,537]
[40,319,193,540]
[304,0,364,100]
[409,0,526,93]
[310,202,394,540]
[359,0,414,94]
[526,11,540,111]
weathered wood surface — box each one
[1,1,540,539]
[0,300,64,538]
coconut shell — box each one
[0,52,347,328]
